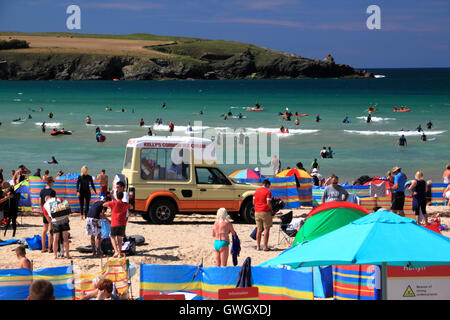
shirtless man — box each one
[97,170,109,195]
[16,246,32,270]
[13,165,31,186]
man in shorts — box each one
[253,179,273,251]
[96,169,109,196]
[43,196,71,259]
[86,193,110,256]
[389,166,407,216]
[103,191,133,257]
[39,176,56,253]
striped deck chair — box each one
[74,257,129,300]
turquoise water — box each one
[0,68,449,183]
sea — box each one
[0,68,449,184]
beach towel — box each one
[0,239,21,246]
[101,219,111,238]
[370,182,386,197]
[236,257,252,288]
[230,235,241,267]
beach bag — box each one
[100,238,114,255]
[25,235,48,251]
[122,238,136,256]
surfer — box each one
[162,102,167,109]
[343,116,349,123]
[95,127,106,142]
[426,120,433,130]
[200,110,203,115]
[227,110,232,116]
[85,116,92,124]
[47,156,58,165]
[28,114,32,119]
[121,107,125,112]
[316,114,321,122]
[398,134,407,147]
[48,112,53,119]
[255,102,261,108]
[416,124,423,132]
[41,121,46,133]
[367,114,372,123]
[147,127,152,136]
[139,118,145,127]
[237,112,243,119]
[421,132,427,141]
[368,106,375,113]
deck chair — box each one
[277,211,297,245]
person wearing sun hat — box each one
[389,166,407,216]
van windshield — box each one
[123,147,133,169]
[140,148,189,181]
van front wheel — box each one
[240,200,255,224]
[149,199,176,224]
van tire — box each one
[149,199,176,224]
[141,212,152,222]
[240,199,255,224]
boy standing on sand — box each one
[103,191,133,257]
[16,246,32,270]
[96,169,109,195]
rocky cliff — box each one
[0,45,372,80]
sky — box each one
[0,0,449,68]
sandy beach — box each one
[0,205,448,299]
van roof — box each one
[127,136,213,149]
[127,136,217,164]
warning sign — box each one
[387,265,450,300]
[403,286,415,297]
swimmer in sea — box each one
[162,102,166,109]
[280,126,285,133]
[426,120,433,130]
[121,107,125,112]
[40,107,44,112]
[200,110,203,115]
[367,114,372,123]
[28,114,32,119]
[398,134,407,147]
[227,110,232,116]
[85,116,91,124]
[41,121,46,133]
[48,112,53,119]
[295,118,300,125]
[147,127,152,136]
[139,118,145,127]
[224,115,228,120]
[316,114,321,122]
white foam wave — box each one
[356,116,396,122]
[35,122,61,127]
[86,124,127,128]
[374,75,386,78]
[344,130,446,137]
[102,130,129,134]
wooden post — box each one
[381,262,387,300]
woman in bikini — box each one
[212,208,236,267]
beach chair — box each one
[277,211,297,245]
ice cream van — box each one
[120,136,258,224]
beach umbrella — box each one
[229,169,264,180]
[292,201,369,246]
[276,169,312,179]
[260,210,450,299]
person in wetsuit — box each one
[77,166,97,220]
[367,114,372,123]
[343,116,349,123]
[316,114,321,122]
[421,132,427,141]
[398,135,407,147]
[2,186,19,237]
[417,124,422,132]
[41,121,46,133]
[426,120,433,130]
